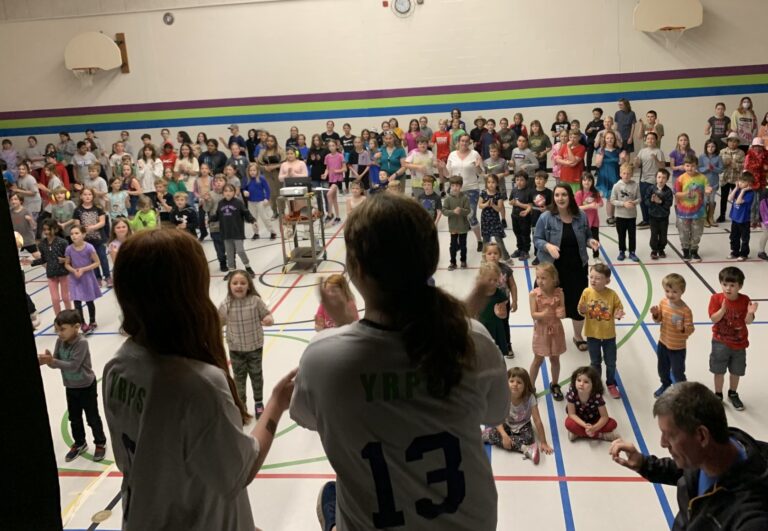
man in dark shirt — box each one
[198,139,228,175]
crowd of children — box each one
[10,98,765,466]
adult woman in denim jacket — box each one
[534,184,600,352]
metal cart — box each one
[276,192,327,273]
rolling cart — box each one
[276,192,327,273]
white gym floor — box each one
[28,183,768,531]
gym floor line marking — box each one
[522,262,574,531]
[598,241,676,527]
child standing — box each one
[650,273,694,398]
[565,366,619,442]
[242,163,275,240]
[508,171,533,260]
[218,270,274,418]
[107,177,129,221]
[610,162,640,261]
[698,140,724,228]
[717,132,745,223]
[314,274,359,331]
[675,154,710,262]
[708,267,758,410]
[9,194,37,255]
[668,133,696,180]
[107,218,131,264]
[322,139,345,224]
[529,263,566,399]
[194,163,212,240]
[345,181,367,212]
[403,136,434,198]
[170,192,199,236]
[128,195,158,232]
[529,170,553,266]
[743,137,768,225]
[476,262,510,357]
[575,173,603,260]
[73,188,110,286]
[202,174,228,271]
[416,175,442,225]
[578,264,625,399]
[644,168,674,259]
[510,136,539,180]
[483,143,510,209]
[727,172,755,261]
[442,176,471,270]
[484,242,518,358]
[37,309,107,461]
[479,174,510,261]
[32,219,71,315]
[210,183,256,279]
[482,367,553,464]
[65,226,102,335]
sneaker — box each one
[520,251,529,260]
[607,384,621,399]
[606,217,616,225]
[690,250,702,262]
[650,251,658,260]
[653,385,669,398]
[477,241,484,252]
[550,383,564,401]
[736,256,747,262]
[251,233,260,240]
[270,233,277,240]
[106,277,113,288]
[219,264,228,273]
[198,235,207,242]
[223,271,233,281]
[637,221,649,229]
[758,252,768,261]
[728,390,745,411]
[727,253,738,260]
[255,402,265,418]
[86,323,97,336]
[715,391,723,401]
[80,324,90,335]
[93,444,106,462]
[682,249,691,261]
[511,250,522,258]
[599,431,619,442]
[658,251,667,259]
[460,261,468,269]
[531,257,540,266]
[245,266,256,278]
[448,263,456,271]
[568,431,577,442]
[524,443,540,465]
[628,252,640,262]
[65,443,88,462]
[617,251,626,261]
[716,215,726,223]
[316,481,337,531]
[504,350,515,359]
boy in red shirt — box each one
[708,266,758,411]
[160,143,177,172]
[430,119,452,193]
[558,129,586,194]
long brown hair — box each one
[344,194,475,398]
[113,229,250,423]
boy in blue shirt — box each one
[728,172,754,261]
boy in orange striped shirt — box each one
[650,273,694,398]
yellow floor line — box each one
[61,463,116,526]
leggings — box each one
[482,421,534,452]
[225,239,250,269]
[74,300,96,324]
[48,276,72,315]
[590,226,600,258]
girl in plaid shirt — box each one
[219,270,274,418]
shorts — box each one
[709,339,747,376]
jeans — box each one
[649,216,669,252]
[211,232,227,268]
[730,221,751,257]
[92,241,110,280]
[615,217,636,253]
[230,348,264,404]
[449,233,468,264]
[639,181,652,223]
[676,217,705,251]
[66,380,107,447]
[512,215,531,252]
[465,189,480,228]
[657,341,687,387]
[587,336,617,386]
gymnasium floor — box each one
[28,185,768,531]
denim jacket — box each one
[533,210,594,266]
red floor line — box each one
[57,470,647,483]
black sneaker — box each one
[716,215,726,223]
[317,481,337,531]
[653,385,669,398]
[550,383,564,401]
[658,251,667,259]
[607,217,616,225]
[715,391,723,401]
[85,323,97,336]
[728,390,745,411]
[511,250,522,258]
[682,249,691,261]
[531,257,540,266]
[477,241,484,252]
[65,443,88,462]
[255,402,265,418]
[759,252,768,261]
[448,263,456,271]
[637,221,650,229]
[94,444,106,462]
[223,271,233,281]
[270,233,277,240]
[690,250,702,262]
[245,266,256,278]
[460,261,468,269]
[520,251,529,260]
[219,264,228,273]
[251,233,260,240]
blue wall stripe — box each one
[2,83,767,137]
[523,263,575,531]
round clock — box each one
[392,0,414,17]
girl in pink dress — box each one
[529,263,567,400]
[322,140,346,225]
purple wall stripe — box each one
[1,64,766,121]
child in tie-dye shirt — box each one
[675,154,710,262]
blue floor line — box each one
[598,247,676,527]
[523,263,575,531]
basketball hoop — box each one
[72,67,99,88]
[658,26,686,50]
